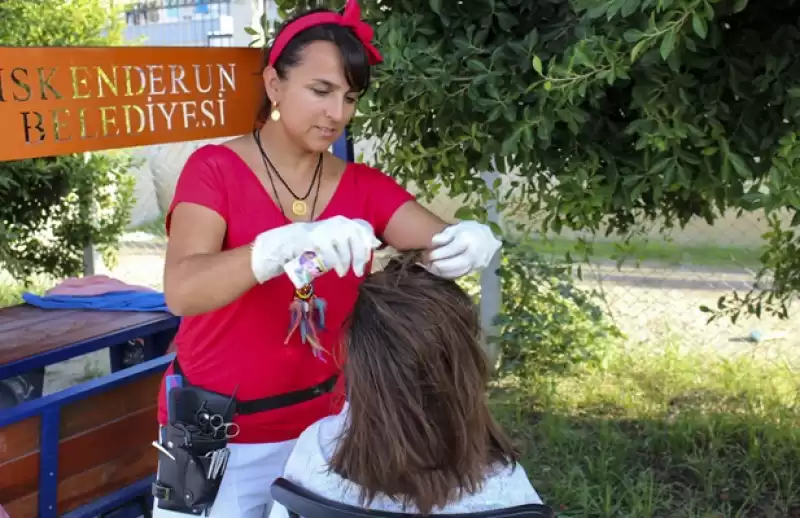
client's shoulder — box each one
[294,405,349,457]
[283,407,349,484]
[479,460,543,505]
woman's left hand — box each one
[425,221,502,279]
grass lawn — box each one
[492,341,800,517]
[534,237,764,269]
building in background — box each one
[118,0,279,47]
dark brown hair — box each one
[257,7,372,123]
[330,252,520,513]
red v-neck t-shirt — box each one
[156,144,415,444]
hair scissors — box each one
[195,408,240,440]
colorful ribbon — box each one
[268,0,383,66]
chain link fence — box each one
[546,213,794,360]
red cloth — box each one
[157,144,414,444]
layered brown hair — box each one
[330,252,520,513]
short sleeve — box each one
[359,165,415,238]
[165,145,229,235]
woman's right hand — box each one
[250,216,381,284]
[304,217,381,277]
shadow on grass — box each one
[490,383,800,518]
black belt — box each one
[172,358,338,415]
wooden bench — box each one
[0,306,180,517]
[0,304,179,380]
[0,304,179,410]
[0,355,173,518]
[0,45,354,517]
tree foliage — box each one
[0,154,136,280]
[0,0,136,281]
[0,0,125,46]
[490,242,622,378]
[271,0,800,320]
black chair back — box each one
[270,477,554,518]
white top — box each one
[269,406,542,516]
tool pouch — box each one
[152,435,223,514]
[152,385,236,515]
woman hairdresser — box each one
[151,1,501,517]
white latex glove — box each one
[250,216,381,283]
[425,221,502,279]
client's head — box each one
[331,252,519,513]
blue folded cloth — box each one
[22,290,169,312]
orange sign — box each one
[0,46,264,161]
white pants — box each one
[152,434,297,518]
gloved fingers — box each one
[310,218,379,278]
[333,238,356,278]
[428,237,469,263]
[348,234,371,277]
[425,255,473,279]
[430,225,457,247]
[350,221,381,277]
[352,219,382,249]
[316,241,349,278]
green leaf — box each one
[496,11,517,31]
[727,151,752,178]
[501,125,525,156]
[454,205,475,220]
[488,221,503,236]
[467,59,487,72]
[586,5,607,18]
[429,0,442,15]
[631,39,649,61]
[691,14,708,39]
[623,29,645,42]
[733,0,748,13]
[620,0,639,17]
[660,31,676,60]
[244,26,258,35]
[532,55,543,75]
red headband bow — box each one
[268,0,382,66]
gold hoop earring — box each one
[270,102,281,122]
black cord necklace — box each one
[253,128,322,217]
[253,128,322,222]
[253,129,328,363]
